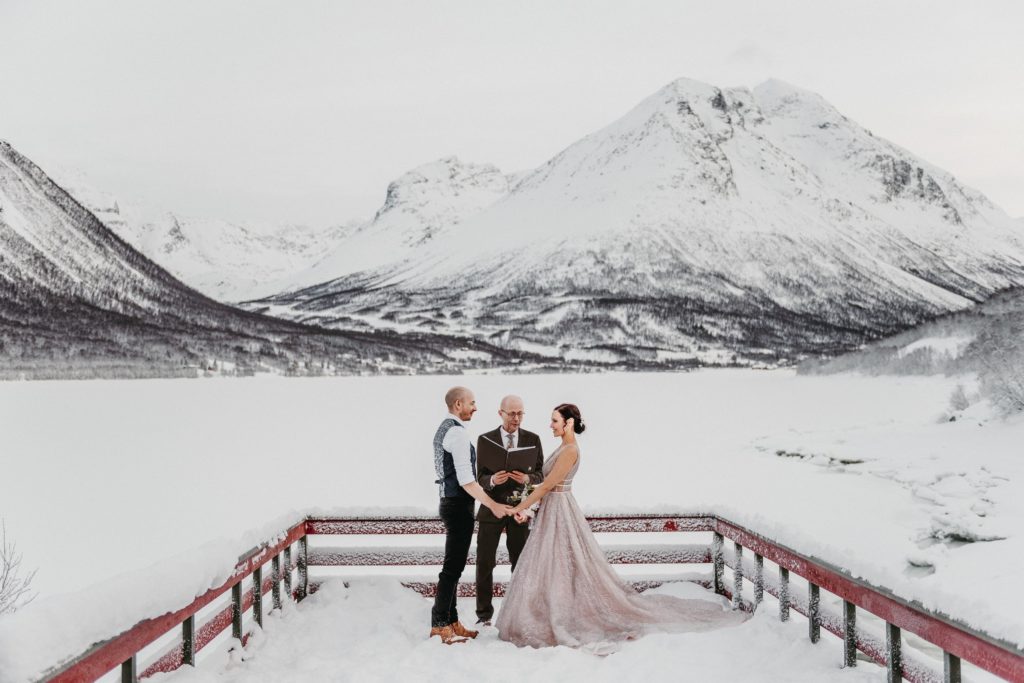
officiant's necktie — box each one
[506,433,515,450]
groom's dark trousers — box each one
[431,497,475,627]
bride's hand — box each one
[513,511,529,524]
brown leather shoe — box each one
[429,624,468,644]
[450,621,479,639]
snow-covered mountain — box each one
[286,157,514,290]
[50,168,354,302]
[119,215,355,302]
[252,78,1024,367]
[0,141,504,378]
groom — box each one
[474,394,545,625]
[430,386,513,644]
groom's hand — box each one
[489,502,510,519]
[491,471,511,486]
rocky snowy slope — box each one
[0,141,525,378]
[253,78,1024,368]
[50,168,354,302]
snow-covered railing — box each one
[40,514,1024,683]
[711,518,1024,683]
[41,520,308,682]
[304,514,716,598]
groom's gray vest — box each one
[433,418,476,499]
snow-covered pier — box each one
[38,514,1024,682]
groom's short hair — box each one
[445,386,471,409]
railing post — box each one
[121,655,137,683]
[231,582,243,641]
[297,535,309,600]
[778,567,789,622]
[711,532,724,595]
[943,652,961,682]
[284,545,293,598]
[886,622,902,682]
[182,615,195,666]
[272,554,283,611]
[808,583,820,643]
[732,542,743,609]
[843,600,857,668]
[753,553,764,607]
[252,566,263,628]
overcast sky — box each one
[1,0,1022,226]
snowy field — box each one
[153,580,887,683]
[0,370,1022,681]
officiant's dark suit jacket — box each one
[476,427,545,522]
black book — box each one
[478,435,538,474]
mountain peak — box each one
[753,78,842,120]
[375,156,507,224]
[386,156,503,189]
[633,76,749,118]
[659,76,723,97]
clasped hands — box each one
[489,470,531,523]
[488,503,518,519]
[491,504,531,525]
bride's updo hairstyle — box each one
[554,403,586,434]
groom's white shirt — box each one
[442,413,475,488]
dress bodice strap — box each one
[544,443,579,493]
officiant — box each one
[474,395,545,624]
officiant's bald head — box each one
[499,394,524,432]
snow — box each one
[0,370,1021,682]
[285,158,511,292]
[151,580,887,683]
[275,77,1024,294]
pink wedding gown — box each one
[495,443,747,650]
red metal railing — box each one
[41,521,307,683]
[712,518,1024,683]
[304,514,715,599]
[39,514,1024,683]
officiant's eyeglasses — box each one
[500,410,525,419]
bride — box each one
[495,403,746,650]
